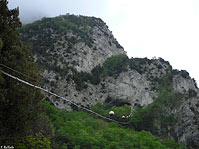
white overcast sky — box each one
[8,0,199,84]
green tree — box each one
[103,54,129,77]
[15,133,51,149]
[0,0,48,145]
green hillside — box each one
[41,100,185,149]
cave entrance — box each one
[105,96,131,107]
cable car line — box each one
[0,69,131,125]
[0,64,132,122]
[0,63,133,120]
[0,63,40,83]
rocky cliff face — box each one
[44,58,170,110]
[172,73,199,146]
[20,14,199,147]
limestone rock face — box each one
[45,58,172,111]
[51,26,125,73]
[174,96,199,145]
[171,73,199,145]
[173,73,198,94]
[103,70,155,108]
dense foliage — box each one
[0,0,51,147]
[102,54,129,77]
[129,57,152,74]
[42,100,185,149]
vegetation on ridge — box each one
[19,14,123,58]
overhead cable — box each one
[0,63,39,83]
[0,69,131,125]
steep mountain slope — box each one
[19,14,199,147]
[20,14,125,72]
